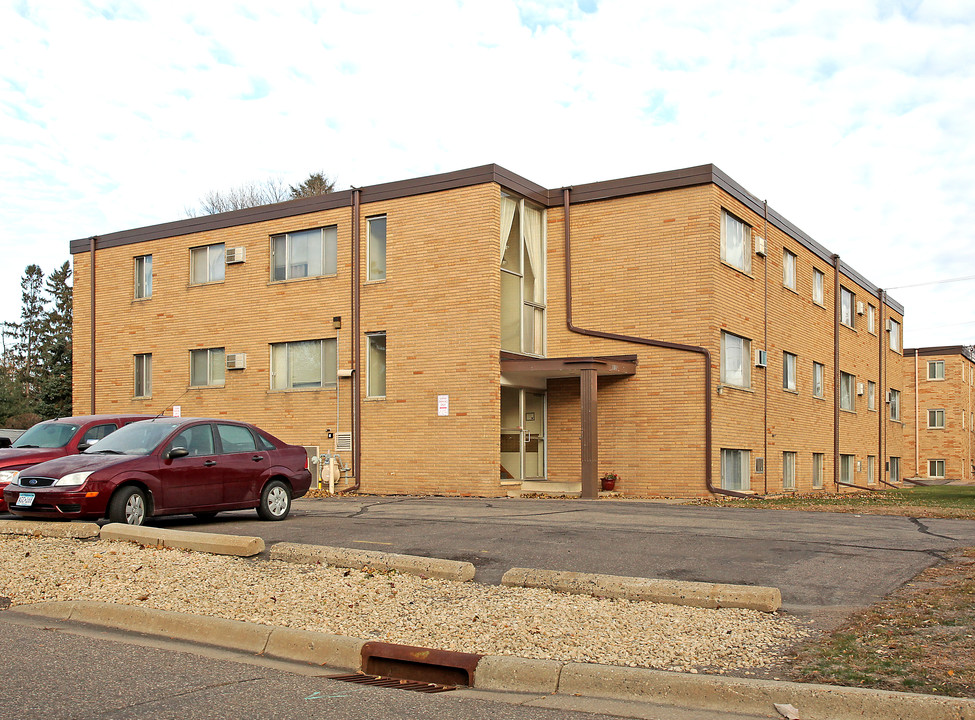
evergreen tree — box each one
[289,171,335,199]
[11,264,45,403]
[35,261,72,418]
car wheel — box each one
[193,511,218,520]
[109,487,148,526]
[258,480,291,521]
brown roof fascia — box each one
[560,164,715,205]
[904,345,975,362]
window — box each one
[367,332,386,398]
[166,424,215,457]
[867,455,876,485]
[783,452,796,490]
[190,348,225,387]
[928,408,946,429]
[867,304,876,333]
[888,319,900,352]
[889,389,901,421]
[783,249,797,290]
[720,332,751,388]
[216,424,258,454]
[812,453,824,488]
[867,381,876,411]
[367,216,386,281]
[272,226,338,281]
[190,243,225,284]
[928,360,945,380]
[783,352,797,391]
[270,339,337,390]
[720,210,751,273]
[889,456,901,483]
[840,287,855,328]
[812,268,824,305]
[840,454,854,484]
[720,449,750,491]
[81,423,118,446]
[812,362,824,398]
[134,255,152,299]
[928,459,945,478]
[501,194,546,355]
[840,371,855,411]
[134,353,152,397]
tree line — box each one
[1,262,73,428]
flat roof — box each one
[69,163,903,313]
[904,345,975,362]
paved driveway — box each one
[160,496,975,625]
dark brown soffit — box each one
[500,352,638,379]
[904,346,975,362]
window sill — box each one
[363,278,387,286]
[783,387,799,395]
[133,395,151,400]
[365,396,386,402]
[717,383,754,394]
[189,384,225,390]
[132,297,152,303]
[783,285,798,295]
[840,407,857,415]
[813,394,826,401]
[719,260,753,278]
[267,387,336,394]
[813,299,826,309]
[267,274,338,287]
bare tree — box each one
[185,177,290,217]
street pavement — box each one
[158,495,975,626]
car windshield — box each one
[11,422,80,449]
[82,420,180,456]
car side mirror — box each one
[0,438,10,449]
[167,447,190,460]
[78,438,98,452]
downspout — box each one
[876,290,899,488]
[833,254,841,491]
[562,188,747,498]
[915,348,920,476]
[763,201,769,495]
[340,189,362,494]
[89,236,97,414]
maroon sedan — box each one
[0,414,152,512]
[3,417,312,525]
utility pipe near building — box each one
[343,188,363,495]
[561,188,748,499]
[89,236,97,414]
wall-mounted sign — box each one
[437,395,449,416]
[173,405,181,417]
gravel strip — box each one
[0,535,810,673]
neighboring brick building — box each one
[902,346,975,482]
[70,164,906,498]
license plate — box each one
[15,493,35,507]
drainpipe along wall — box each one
[342,189,362,494]
[833,255,841,491]
[763,202,769,495]
[561,188,748,499]
[89,236,97,414]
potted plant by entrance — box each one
[600,473,619,492]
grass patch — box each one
[695,484,975,519]
[781,547,975,697]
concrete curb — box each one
[0,520,101,539]
[269,541,475,581]
[99,523,265,557]
[10,600,974,720]
[501,567,781,612]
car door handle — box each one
[251,455,265,462]
[204,460,217,467]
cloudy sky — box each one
[1,0,973,349]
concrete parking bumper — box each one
[269,541,476,581]
[0,520,101,539]
[501,567,782,612]
[10,601,975,720]
[99,523,265,557]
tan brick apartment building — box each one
[70,164,906,498]
[902,346,975,482]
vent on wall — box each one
[857,382,865,396]
[755,457,765,473]
[225,247,246,264]
[226,353,247,370]
[856,301,865,315]
[754,235,767,257]
[334,432,353,453]
[755,349,768,368]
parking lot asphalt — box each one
[150,495,975,626]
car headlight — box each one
[0,470,19,484]
[54,471,94,487]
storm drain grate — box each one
[326,673,457,693]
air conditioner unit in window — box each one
[885,319,893,331]
[885,390,892,403]
[755,349,768,368]
[226,353,247,370]
[754,235,767,257]
[856,301,865,315]
[225,247,246,264]
[857,383,865,396]
[755,457,765,473]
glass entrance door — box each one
[500,387,546,481]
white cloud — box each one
[0,0,973,349]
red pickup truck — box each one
[0,415,152,511]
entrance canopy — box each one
[500,353,638,499]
